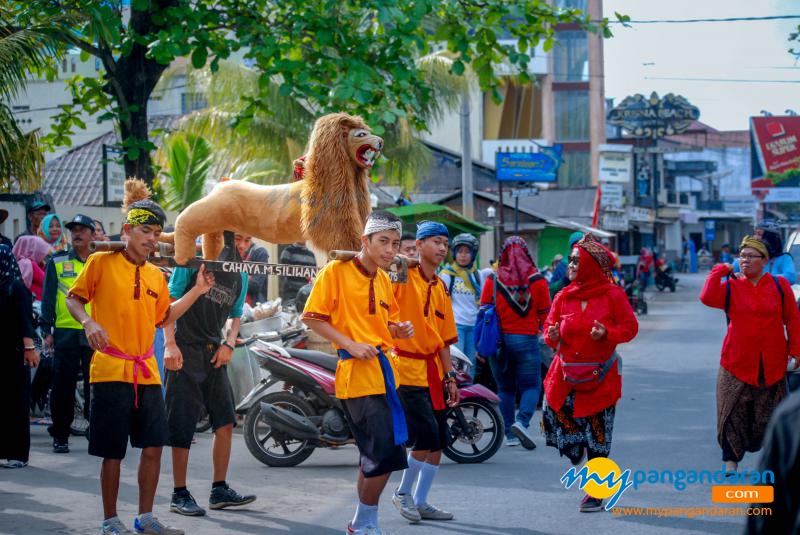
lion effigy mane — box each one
[160,112,383,264]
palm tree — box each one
[154,53,467,191]
[0,11,65,191]
[156,131,214,211]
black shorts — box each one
[398,386,449,452]
[164,364,236,449]
[88,382,169,459]
[341,395,408,478]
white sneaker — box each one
[510,422,537,450]
[392,490,421,523]
[418,503,454,520]
[101,518,133,534]
[504,437,521,447]
[133,515,183,535]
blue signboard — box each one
[495,145,563,182]
[704,220,716,242]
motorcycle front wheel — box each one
[443,399,504,464]
[243,391,316,467]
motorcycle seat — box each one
[285,348,339,372]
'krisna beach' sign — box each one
[608,92,700,139]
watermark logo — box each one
[561,458,633,510]
[561,458,775,511]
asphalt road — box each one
[1,273,766,535]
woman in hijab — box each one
[37,213,70,255]
[439,233,483,378]
[479,236,551,450]
[542,234,638,512]
[0,245,39,468]
[12,235,51,301]
[700,235,800,476]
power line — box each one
[644,76,800,84]
[606,14,800,24]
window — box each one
[553,31,588,82]
[558,150,590,187]
[555,0,588,10]
[181,93,208,114]
[483,80,543,140]
[554,90,589,141]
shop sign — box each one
[608,92,700,139]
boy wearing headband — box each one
[66,197,216,535]
[391,221,459,524]
[302,210,415,535]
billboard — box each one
[495,145,562,182]
[607,92,700,139]
[750,116,800,201]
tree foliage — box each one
[0,9,66,191]
[8,0,622,186]
[156,131,213,211]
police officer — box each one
[41,214,94,453]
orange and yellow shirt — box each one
[302,258,401,399]
[68,251,170,385]
[392,266,458,387]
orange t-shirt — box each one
[392,266,458,387]
[68,251,170,385]
[301,258,400,399]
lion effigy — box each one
[159,112,383,264]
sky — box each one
[603,0,800,131]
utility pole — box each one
[460,90,474,220]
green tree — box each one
[9,0,622,186]
[156,131,213,211]
[0,10,65,191]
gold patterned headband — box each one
[127,207,163,228]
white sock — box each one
[351,501,377,530]
[136,512,153,524]
[413,462,439,507]
[397,455,424,495]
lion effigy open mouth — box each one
[356,144,381,168]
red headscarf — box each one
[496,236,539,316]
[563,234,615,300]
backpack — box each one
[473,274,502,358]
[725,274,784,325]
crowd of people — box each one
[4,194,799,534]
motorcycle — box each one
[625,278,648,315]
[195,325,309,433]
[236,341,504,467]
[654,260,678,293]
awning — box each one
[387,203,492,237]
[546,218,615,239]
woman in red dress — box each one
[700,235,800,476]
[542,234,638,512]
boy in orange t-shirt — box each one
[390,221,460,524]
[67,198,215,535]
[302,211,415,535]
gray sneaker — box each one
[391,490,421,523]
[133,516,183,535]
[510,422,537,450]
[101,518,133,534]
[418,503,454,521]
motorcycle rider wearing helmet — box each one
[439,233,483,378]
[732,221,796,284]
[302,210,415,535]
[390,221,460,524]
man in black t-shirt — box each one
[163,239,256,517]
